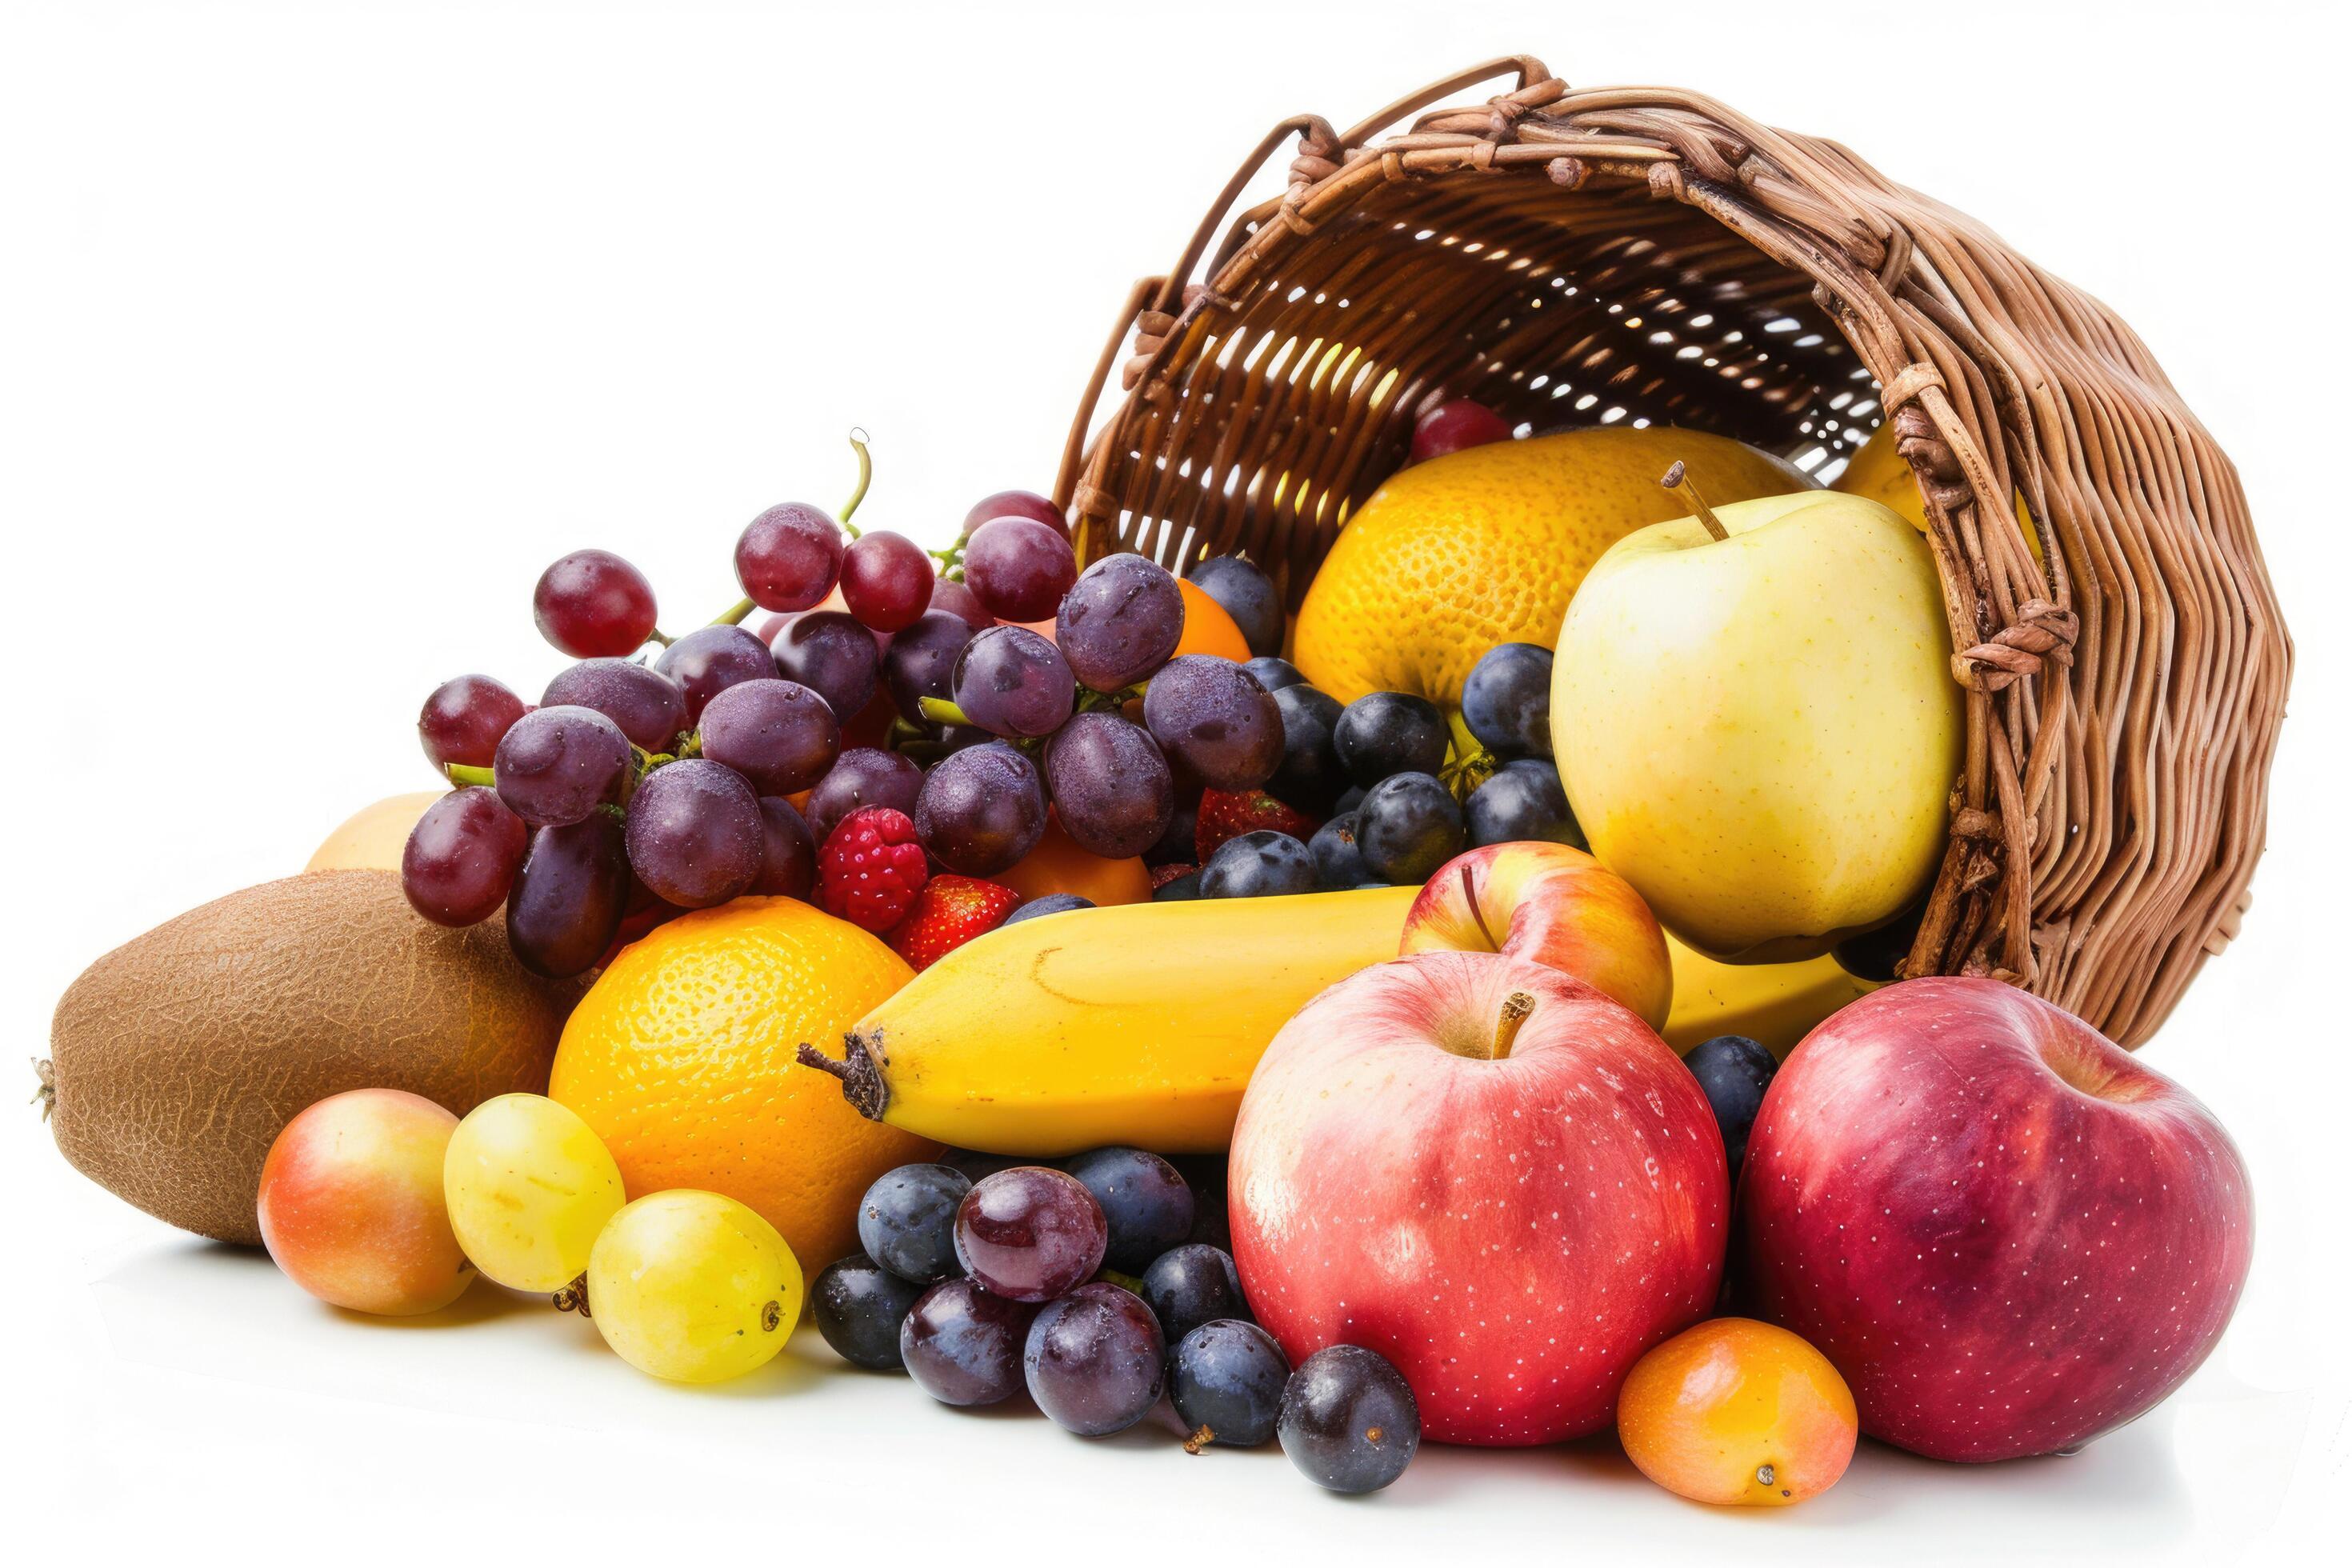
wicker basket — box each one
[1053,57,2290,1046]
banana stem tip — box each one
[797,1035,890,1122]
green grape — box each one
[586,1190,803,1383]
[442,1094,626,1293]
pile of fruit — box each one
[39,396,2255,1510]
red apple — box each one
[1230,950,1728,1445]
[1739,976,2253,1462]
[1401,843,1672,1030]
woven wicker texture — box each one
[1055,57,2290,1045]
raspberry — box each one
[819,806,929,933]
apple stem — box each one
[1662,462,1730,542]
[1490,991,1537,1060]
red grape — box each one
[881,610,975,724]
[838,531,934,633]
[1025,1282,1166,1437]
[962,489,1064,539]
[953,1166,1106,1302]
[654,624,777,722]
[541,659,687,753]
[951,626,1074,738]
[534,550,658,657]
[1140,655,1282,791]
[401,787,527,926]
[1410,398,1512,462]
[1058,554,1184,690]
[914,742,1046,875]
[418,674,527,771]
[771,610,880,721]
[504,814,630,977]
[735,502,845,612]
[749,796,817,898]
[806,747,924,844]
[492,705,634,826]
[1044,713,1174,859]
[697,678,840,794]
[901,1278,1036,1406]
[926,577,995,631]
[962,516,1077,622]
[622,758,763,909]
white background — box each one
[5,1,2346,1560]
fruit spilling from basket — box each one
[39,395,2255,1509]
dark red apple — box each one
[1229,950,1728,1446]
[1739,976,2253,1462]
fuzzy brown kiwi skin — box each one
[46,870,583,1246]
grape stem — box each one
[1438,710,1497,802]
[838,429,872,538]
[646,628,674,648]
[710,598,757,628]
[918,696,974,728]
[1183,1424,1216,1455]
[444,763,496,788]
[552,1274,592,1318]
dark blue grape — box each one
[1460,642,1555,758]
[1058,554,1185,691]
[1308,812,1371,889]
[1355,772,1463,883]
[1831,898,1928,983]
[1186,555,1284,657]
[1682,1034,1777,1178]
[1278,1345,1421,1494]
[900,1278,1036,1406]
[1464,758,1583,849]
[1241,656,1306,693]
[1333,692,1450,786]
[857,1162,972,1285]
[1061,1146,1195,1272]
[1200,830,1320,899]
[1172,1320,1290,1449]
[812,1254,925,1371]
[1141,1243,1247,1347]
[1144,800,1200,867]
[1003,892,1093,926]
[1023,1282,1166,1437]
[1151,870,1202,902]
[1270,684,1346,814]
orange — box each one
[548,897,934,1270]
[1293,427,1806,706]
[998,814,1151,906]
[1616,1318,1858,1506]
[1173,578,1250,662]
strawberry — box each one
[887,874,1022,971]
[1149,861,1198,890]
[1194,787,1318,862]
[818,806,929,933]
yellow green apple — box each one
[1551,486,1961,963]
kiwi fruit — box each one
[42,870,582,1245]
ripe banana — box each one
[798,886,1418,1155]
[1661,938,1876,1058]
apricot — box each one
[1617,1318,1856,1506]
[257,1089,474,1316]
